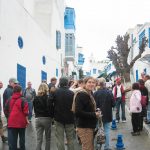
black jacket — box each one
[53,87,74,124]
[3,85,13,107]
[94,88,114,123]
[75,92,97,129]
[33,94,53,118]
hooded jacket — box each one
[129,90,142,113]
[7,92,29,128]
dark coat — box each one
[139,85,149,117]
[94,88,114,123]
[75,92,97,129]
[3,85,13,108]
[33,94,53,118]
[53,87,74,124]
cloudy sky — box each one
[66,0,150,61]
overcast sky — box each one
[66,0,150,61]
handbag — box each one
[141,95,147,107]
[96,117,106,144]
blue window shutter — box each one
[17,64,26,90]
[56,31,61,49]
[56,68,58,77]
[41,71,47,81]
[136,70,139,81]
[139,30,145,47]
[149,28,150,48]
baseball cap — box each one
[9,78,19,84]
[115,78,121,83]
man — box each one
[113,78,126,123]
[94,77,114,150]
[24,81,36,122]
[53,77,74,150]
[3,78,19,116]
[0,81,8,143]
[48,77,57,94]
[144,75,150,124]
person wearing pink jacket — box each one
[130,83,142,136]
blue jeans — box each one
[103,122,111,150]
[116,98,126,121]
[147,101,150,122]
[28,101,33,120]
[8,128,26,150]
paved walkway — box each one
[1,109,150,150]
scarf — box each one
[72,89,96,113]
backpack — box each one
[4,97,25,119]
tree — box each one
[107,34,148,82]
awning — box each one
[97,72,107,78]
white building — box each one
[128,23,150,83]
[0,0,66,91]
[85,54,109,78]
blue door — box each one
[41,71,47,81]
[17,64,26,90]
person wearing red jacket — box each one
[7,85,29,150]
[113,78,126,123]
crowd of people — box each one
[0,74,150,150]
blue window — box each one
[78,53,85,65]
[93,69,96,74]
[56,31,61,49]
[17,64,26,90]
[64,7,76,30]
[42,56,46,65]
[41,71,47,81]
[148,28,150,48]
[139,30,145,47]
[18,36,23,49]
[136,70,139,81]
[56,68,58,77]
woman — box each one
[33,83,53,150]
[138,79,148,130]
[130,83,142,136]
[7,85,29,150]
[72,77,101,150]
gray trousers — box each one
[55,121,75,150]
[35,117,52,150]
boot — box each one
[1,136,8,143]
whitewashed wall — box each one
[128,23,150,83]
[0,0,65,92]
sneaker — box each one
[116,120,119,123]
[145,121,150,124]
[122,120,126,123]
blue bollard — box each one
[116,134,125,150]
[111,119,117,130]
